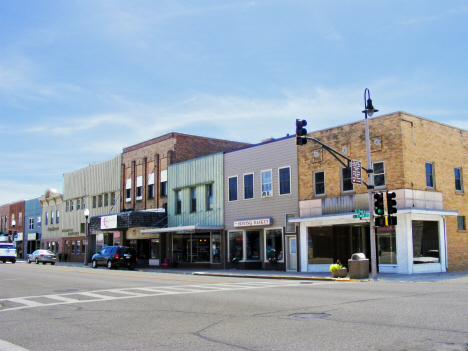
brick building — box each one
[9,201,25,258]
[91,132,250,266]
[292,112,466,274]
[0,203,9,238]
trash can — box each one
[348,253,369,279]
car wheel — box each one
[11,259,16,264]
[1,260,5,264]
[107,260,113,269]
[42,262,46,265]
[35,258,39,264]
[27,258,31,264]
[51,262,55,265]
[92,260,98,269]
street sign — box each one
[353,209,369,219]
[351,160,361,184]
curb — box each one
[192,272,364,282]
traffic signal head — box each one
[386,191,397,215]
[296,119,307,146]
[374,192,384,216]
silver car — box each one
[27,250,56,265]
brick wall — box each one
[298,111,468,270]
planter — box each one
[332,268,348,278]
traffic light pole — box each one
[365,111,378,281]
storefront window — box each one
[246,231,260,260]
[151,239,159,259]
[76,241,80,254]
[229,231,243,261]
[211,232,220,264]
[377,226,397,264]
[412,221,440,264]
[265,229,283,261]
[308,227,333,264]
[172,233,211,263]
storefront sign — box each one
[101,215,117,230]
[27,233,37,241]
[234,218,272,227]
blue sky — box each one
[1,1,468,204]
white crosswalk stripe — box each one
[0,281,310,312]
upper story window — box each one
[77,198,81,210]
[279,167,291,195]
[229,176,238,201]
[426,162,435,188]
[314,171,325,196]
[82,198,85,210]
[206,184,213,211]
[70,200,73,211]
[29,217,34,230]
[175,190,182,214]
[104,194,109,206]
[458,216,466,231]
[244,174,254,200]
[261,170,272,197]
[341,167,353,192]
[190,187,197,213]
[98,195,103,207]
[125,178,132,203]
[110,193,115,206]
[373,162,385,187]
[37,216,41,226]
[160,170,168,197]
[66,201,69,212]
[56,210,59,224]
[50,211,54,225]
[92,196,97,209]
[45,212,48,225]
[455,167,463,192]
[136,176,143,201]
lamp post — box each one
[84,209,89,265]
[362,88,379,281]
[10,219,16,244]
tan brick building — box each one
[292,112,466,274]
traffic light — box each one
[374,192,385,226]
[387,191,397,226]
[296,119,307,146]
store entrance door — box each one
[286,235,297,271]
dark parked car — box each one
[92,246,137,270]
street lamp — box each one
[84,209,89,265]
[10,219,16,244]
[362,88,379,281]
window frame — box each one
[261,169,273,197]
[341,167,354,193]
[243,173,254,200]
[314,171,325,196]
[458,216,466,231]
[206,184,213,211]
[278,166,291,196]
[190,187,197,213]
[175,190,182,215]
[373,161,386,188]
[426,162,435,189]
[228,176,238,202]
[455,167,463,192]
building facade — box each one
[224,136,300,271]
[98,132,250,266]
[0,203,10,241]
[39,190,63,255]
[142,153,225,268]
[60,155,122,262]
[9,201,25,258]
[292,112,465,274]
[24,197,42,257]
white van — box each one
[0,243,16,263]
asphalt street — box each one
[1,262,468,351]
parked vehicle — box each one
[27,250,56,265]
[91,246,137,270]
[0,243,16,263]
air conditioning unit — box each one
[262,190,273,197]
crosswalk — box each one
[0,281,308,312]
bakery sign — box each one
[234,218,272,228]
[101,215,117,230]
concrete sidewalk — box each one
[15,259,468,283]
